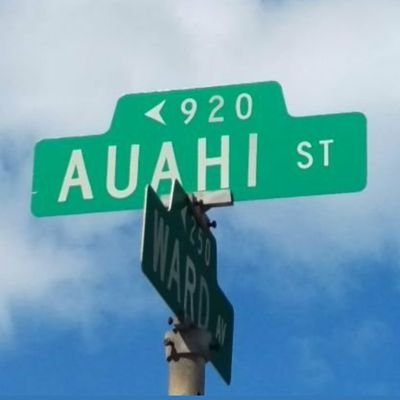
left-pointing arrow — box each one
[145,100,166,125]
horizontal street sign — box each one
[31,81,367,216]
[141,181,234,384]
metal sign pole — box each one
[164,317,211,396]
[142,183,234,394]
[163,192,218,396]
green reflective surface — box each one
[32,81,367,217]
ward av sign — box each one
[141,180,234,384]
[31,81,367,216]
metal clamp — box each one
[164,317,212,363]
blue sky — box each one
[1,0,400,397]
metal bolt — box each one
[194,199,204,208]
[207,220,217,229]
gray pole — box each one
[164,317,212,396]
[161,186,232,395]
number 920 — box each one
[180,93,253,125]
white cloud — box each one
[0,136,157,345]
[290,317,394,392]
[1,0,400,343]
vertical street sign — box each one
[32,81,367,217]
[141,180,234,384]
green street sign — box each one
[141,180,234,384]
[32,81,367,216]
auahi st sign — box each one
[31,81,367,216]
[141,181,234,384]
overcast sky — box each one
[1,0,400,396]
